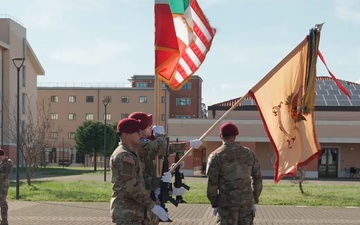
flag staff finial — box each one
[314,22,325,31]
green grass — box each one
[8,175,360,206]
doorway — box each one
[318,148,338,178]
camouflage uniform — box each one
[0,158,13,225]
[110,142,155,225]
[206,142,262,225]
[137,134,185,225]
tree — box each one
[111,122,120,152]
[74,121,116,171]
[201,102,208,118]
[4,96,61,185]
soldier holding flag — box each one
[128,112,202,224]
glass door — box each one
[318,148,338,178]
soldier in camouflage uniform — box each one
[206,122,263,225]
[129,112,202,225]
[110,118,169,225]
[0,149,13,225]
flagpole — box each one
[154,74,162,176]
[169,93,249,172]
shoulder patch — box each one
[141,137,150,143]
[123,155,135,165]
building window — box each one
[136,82,148,88]
[162,82,167,88]
[51,95,59,103]
[176,115,192,119]
[22,93,26,114]
[68,132,75,139]
[68,96,76,103]
[139,96,148,103]
[176,98,191,106]
[104,113,111,120]
[86,96,94,103]
[161,96,165,103]
[182,83,191,90]
[51,113,59,120]
[68,113,76,120]
[161,114,165,121]
[50,132,58,139]
[121,114,129,119]
[121,96,129,103]
[86,113,94,121]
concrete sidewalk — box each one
[7,201,360,225]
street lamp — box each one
[12,57,25,200]
[102,96,111,182]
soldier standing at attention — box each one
[0,149,13,225]
[206,122,263,225]
[110,118,169,225]
[128,112,202,225]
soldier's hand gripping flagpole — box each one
[169,94,249,173]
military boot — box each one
[0,219,8,225]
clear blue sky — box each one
[1,0,360,106]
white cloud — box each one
[334,0,360,23]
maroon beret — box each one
[220,122,239,137]
[0,149,4,156]
[117,118,141,134]
[129,112,153,130]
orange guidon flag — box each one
[248,28,322,183]
[154,0,216,90]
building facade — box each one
[37,75,203,165]
[0,17,44,163]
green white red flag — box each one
[248,27,322,183]
[154,0,216,90]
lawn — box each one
[8,167,360,206]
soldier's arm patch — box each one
[123,155,135,165]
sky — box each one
[1,0,360,106]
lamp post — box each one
[102,96,111,182]
[12,57,25,200]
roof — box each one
[208,76,360,111]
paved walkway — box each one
[7,201,360,225]
[7,173,360,224]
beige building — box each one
[37,75,203,165]
[0,17,45,162]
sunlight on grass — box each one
[8,178,360,206]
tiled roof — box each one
[209,76,360,109]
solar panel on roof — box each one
[336,95,349,100]
[323,95,336,100]
[325,100,339,106]
[317,80,325,85]
[351,101,360,106]
[316,90,328,95]
[338,100,352,106]
[350,95,360,100]
[328,90,340,95]
[319,85,332,90]
[315,100,327,106]
[338,80,348,85]
[242,100,252,105]
[353,85,360,90]
[323,80,335,85]
[350,90,360,95]
[344,85,356,90]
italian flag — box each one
[155,0,216,90]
